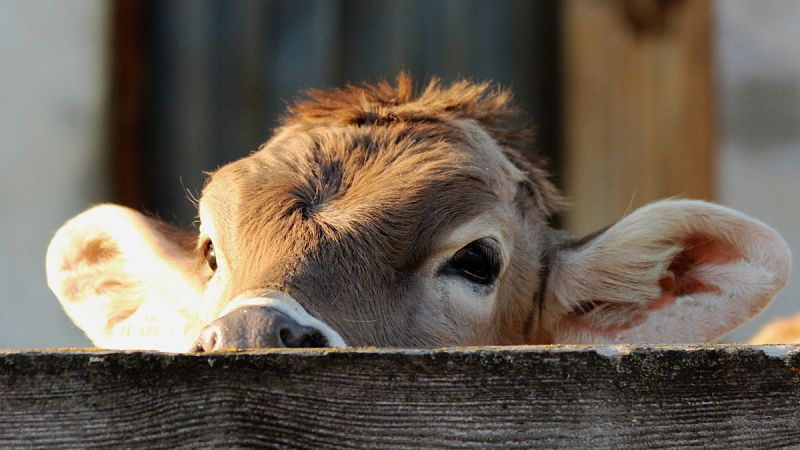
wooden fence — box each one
[1,345,799,448]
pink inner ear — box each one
[562,236,744,336]
[653,236,742,309]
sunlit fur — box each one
[751,315,800,344]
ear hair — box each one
[547,200,791,342]
[553,230,681,319]
[46,204,204,350]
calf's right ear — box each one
[46,204,205,351]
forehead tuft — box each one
[285,73,529,150]
[200,75,565,253]
[282,73,564,217]
[282,73,563,217]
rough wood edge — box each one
[2,343,799,358]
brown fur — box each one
[200,75,563,345]
[286,73,564,216]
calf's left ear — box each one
[542,200,791,344]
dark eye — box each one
[448,240,499,285]
[203,240,218,271]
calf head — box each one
[46,75,792,352]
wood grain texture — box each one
[562,0,715,236]
[1,345,799,448]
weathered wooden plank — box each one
[1,346,799,448]
[562,0,716,236]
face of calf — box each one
[46,75,792,352]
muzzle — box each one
[193,292,347,352]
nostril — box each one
[278,328,292,347]
[279,326,329,348]
[303,330,329,348]
[196,325,223,353]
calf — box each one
[750,315,800,344]
[46,75,791,352]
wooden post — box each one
[562,0,715,236]
[1,346,800,447]
[109,0,145,209]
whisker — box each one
[622,184,639,218]
[182,176,200,208]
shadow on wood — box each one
[1,345,799,448]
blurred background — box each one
[1,0,797,347]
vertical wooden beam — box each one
[109,0,145,209]
[561,0,715,236]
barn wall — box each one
[130,0,562,226]
[717,0,800,342]
[0,1,108,347]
